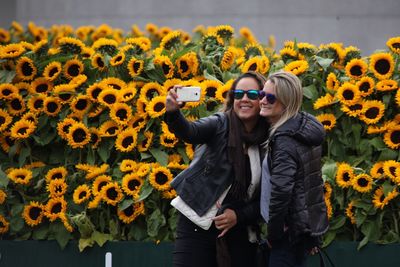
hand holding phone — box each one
[176,87,201,102]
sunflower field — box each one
[0,21,399,251]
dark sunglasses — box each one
[232,89,260,100]
[258,91,277,104]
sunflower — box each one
[354,76,375,97]
[372,187,399,210]
[56,118,77,140]
[215,80,233,103]
[72,184,91,205]
[219,46,236,71]
[345,58,368,80]
[69,74,87,87]
[345,201,356,224]
[384,125,400,150]
[98,89,120,107]
[7,167,33,185]
[279,47,298,62]
[22,201,44,227]
[16,56,37,81]
[241,56,264,73]
[109,102,132,125]
[367,124,387,135]
[91,174,112,196]
[138,131,154,152]
[53,84,76,103]
[92,37,118,55]
[127,57,144,77]
[201,80,222,99]
[63,59,84,80]
[45,166,68,182]
[81,164,108,181]
[0,84,18,100]
[244,43,265,58]
[10,119,36,139]
[58,36,85,54]
[386,36,400,54]
[313,93,336,110]
[81,47,95,58]
[201,32,224,52]
[0,28,10,43]
[47,178,68,198]
[30,77,53,95]
[160,31,181,50]
[128,114,147,130]
[161,188,178,200]
[140,82,164,102]
[336,82,361,106]
[44,197,67,222]
[120,84,137,102]
[335,162,354,188]
[66,122,91,149]
[343,46,361,64]
[100,182,123,206]
[101,77,127,90]
[110,52,125,66]
[0,132,18,153]
[325,198,333,219]
[7,94,26,115]
[396,88,400,107]
[115,128,138,152]
[0,215,9,234]
[382,160,400,182]
[99,120,121,137]
[70,95,92,115]
[122,173,143,197]
[43,96,62,116]
[214,25,234,42]
[0,43,25,59]
[86,83,105,102]
[117,201,145,224]
[120,159,138,172]
[369,53,395,80]
[91,53,106,71]
[126,37,151,52]
[43,61,62,81]
[14,82,31,96]
[359,100,385,125]
[146,95,166,118]
[283,59,309,76]
[316,113,336,131]
[154,55,174,78]
[0,109,12,132]
[0,190,6,205]
[176,52,199,78]
[324,73,340,92]
[149,166,173,191]
[352,174,373,193]
[376,79,398,92]
[370,161,385,179]
[160,133,178,148]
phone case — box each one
[176,87,201,102]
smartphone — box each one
[176,87,201,102]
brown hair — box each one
[221,71,267,112]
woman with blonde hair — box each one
[259,71,329,266]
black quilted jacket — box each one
[265,112,329,244]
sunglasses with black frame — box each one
[232,89,277,104]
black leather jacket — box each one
[164,110,260,225]
[265,112,329,243]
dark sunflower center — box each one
[36,83,48,93]
[51,203,62,214]
[91,133,99,143]
[1,88,12,96]
[206,87,217,98]
[115,56,123,62]
[72,128,87,142]
[62,124,71,134]
[78,191,87,199]
[123,206,134,216]
[68,64,80,77]
[116,109,128,120]
[106,126,118,135]
[162,63,171,75]
[154,102,165,112]
[0,116,5,124]
[122,136,134,148]
[146,89,158,99]
[206,101,218,112]
[379,194,385,202]
[34,99,43,109]
[55,185,63,193]
[96,57,105,68]
[365,107,379,119]
[52,173,63,179]
[133,62,142,73]
[357,178,368,187]
[180,61,189,72]
[390,130,400,144]
[128,179,141,190]
[49,67,59,77]
[46,102,58,113]
[17,175,26,180]
[106,187,118,200]
[343,172,350,182]
[343,90,354,100]
[22,62,33,76]
[164,137,174,144]
[17,126,28,135]
[98,181,108,192]
[349,104,362,111]
[11,99,23,110]
[377,167,384,175]
[29,206,41,220]
[350,65,362,76]
[155,172,168,185]
[104,94,116,104]
[322,120,332,126]
[375,59,390,75]
[91,88,102,99]
[132,118,144,128]
[389,167,396,176]
[249,63,257,71]
[109,84,121,90]
[59,93,72,101]
[359,82,370,93]
[392,43,400,49]
[76,99,88,110]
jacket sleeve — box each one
[267,137,298,241]
[235,198,260,225]
[164,110,222,144]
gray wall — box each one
[1,0,399,55]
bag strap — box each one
[317,247,335,267]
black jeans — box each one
[268,233,308,267]
[173,215,257,267]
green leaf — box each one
[146,209,166,237]
[55,225,72,250]
[136,179,154,202]
[149,148,168,166]
[79,237,94,252]
[369,137,386,151]
[321,161,337,181]
[118,199,134,210]
[31,225,49,240]
[329,216,346,230]
[322,230,336,247]
[92,230,112,247]
[314,56,334,70]
[302,84,319,101]
[109,219,119,237]
[0,167,9,187]
[18,145,31,166]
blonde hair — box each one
[267,71,303,137]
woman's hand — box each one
[165,85,182,112]
[213,208,237,238]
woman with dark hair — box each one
[164,71,269,267]
[259,71,329,266]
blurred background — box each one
[1,0,399,55]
